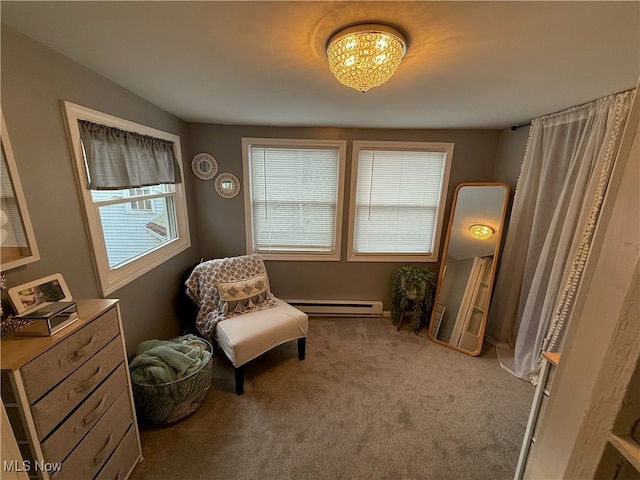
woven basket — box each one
[131,338,213,424]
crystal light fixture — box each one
[469,224,495,240]
[326,24,407,92]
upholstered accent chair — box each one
[185,254,308,395]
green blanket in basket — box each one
[130,334,211,385]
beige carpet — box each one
[130,317,534,480]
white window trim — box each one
[347,140,453,262]
[242,137,346,261]
[63,101,191,296]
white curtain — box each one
[488,90,634,381]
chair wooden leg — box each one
[297,337,306,360]
[234,366,244,395]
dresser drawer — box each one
[95,425,139,480]
[53,390,132,480]
[21,307,120,403]
[41,365,128,464]
[31,337,123,440]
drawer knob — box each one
[59,335,97,366]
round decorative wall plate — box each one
[191,153,218,180]
[215,173,241,199]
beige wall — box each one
[188,123,503,307]
[493,126,529,192]
[0,24,523,354]
[1,27,201,353]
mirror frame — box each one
[427,182,510,356]
[215,172,241,198]
[1,111,40,271]
[191,152,218,180]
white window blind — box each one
[245,140,344,259]
[350,143,452,261]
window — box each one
[348,141,453,262]
[125,188,155,213]
[63,101,190,295]
[242,138,346,261]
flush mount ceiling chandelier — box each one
[469,224,495,240]
[326,23,407,92]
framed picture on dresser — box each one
[7,273,72,315]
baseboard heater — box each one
[285,299,383,317]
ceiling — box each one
[2,1,638,129]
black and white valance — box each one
[78,120,181,190]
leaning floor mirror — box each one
[428,183,510,356]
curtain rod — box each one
[510,87,635,132]
[511,121,532,131]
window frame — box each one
[347,140,453,263]
[63,101,190,295]
[242,137,346,261]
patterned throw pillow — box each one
[216,272,273,317]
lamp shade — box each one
[469,224,494,240]
[326,24,407,92]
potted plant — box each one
[391,265,438,333]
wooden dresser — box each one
[1,299,142,480]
